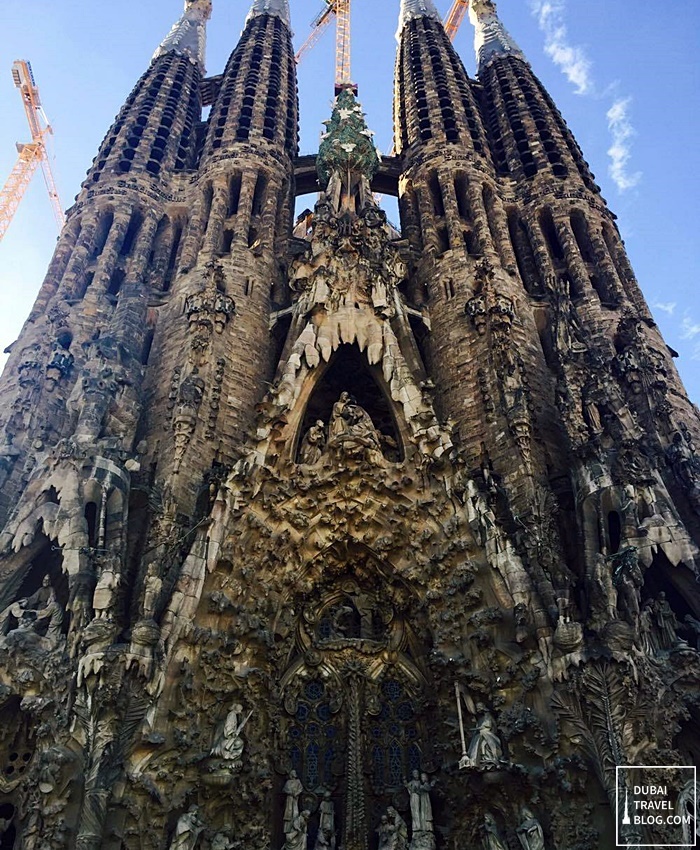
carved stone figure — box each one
[328,392,382,459]
[299,420,326,465]
[587,553,617,624]
[211,703,251,763]
[284,809,310,850]
[612,549,643,623]
[516,807,545,850]
[92,563,120,620]
[283,770,304,835]
[405,770,434,835]
[385,807,408,850]
[482,813,507,850]
[314,791,336,850]
[466,709,503,767]
[653,592,678,649]
[169,806,204,850]
[142,563,163,619]
[4,574,63,647]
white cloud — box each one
[529,1,641,193]
[530,0,593,95]
[606,98,641,192]
[654,302,676,316]
[681,314,700,340]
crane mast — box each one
[0,60,65,243]
[334,0,352,94]
[444,0,470,42]
[296,0,469,89]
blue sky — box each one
[1,0,698,401]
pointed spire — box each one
[153,0,212,73]
[245,0,291,30]
[397,0,442,37]
[468,0,525,73]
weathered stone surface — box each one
[0,1,698,849]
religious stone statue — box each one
[516,807,545,850]
[4,574,63,647]
[92,562,120,620]
[465,709,503,767]
[328,392,383,460]
[299,420,326,464]
[142,563,163,620]
[211,703,251,763]
[653,592,679,649]
[314,791,336,850]
[211,832,234,850]
[612,549,644,623]
[284,809,310,850]
[169,806,204,850]
[405,770,435,837]
[482,813,507,850]
[283,770,304,836]
[586,554,617,625]
[380,807,408,850]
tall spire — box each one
[153,0,212,73]
[468,0,525,73]
[397,0,442,35]
[245,0,291,30]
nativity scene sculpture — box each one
[298,393,388,466]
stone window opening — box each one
[539,209,564,264]
[443,278,456,300]
[221,229,234,255]
[119,212,144,258]
[141,328,155,366]
[507,209,542,297]
[85,502,99,549]
[0,803,16,850]
[164,223,183,290]
[453,175,471,222]
[607,510,622,554]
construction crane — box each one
[296,0,469,94]
[296,0,354,95]
[443,0,470,42]
[0,60,65,243]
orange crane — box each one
[443,0,470,42]
[296,0,353,95]
[0,60,65,243]
[296,0,469,91]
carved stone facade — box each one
[0,1,698,849]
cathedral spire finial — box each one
[152,0,212,73]
[468,0,526,73]
[397,0,442,37]
[245,0,291,30]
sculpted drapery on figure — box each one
[516,807,545,850]
[465,709,503,767]
[284,810,311,850]
[405,770,434,834]
[169,806,204,850]
[210,703,250,762]
[283,770,304,836]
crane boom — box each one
[0,144,44,241]
[0,60,65,243]
[444,0,470,41]
[295,4,335,64]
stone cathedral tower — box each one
[0,0,699,848]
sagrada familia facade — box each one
[0,0,699,848]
